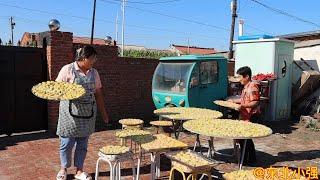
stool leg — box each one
[130,158,136,180]
[170,167,186,180]
[114,163,118,180]
[186,174,193,180]
[193,174,197,180]
[95,157,102,180]
[112,162,118,180]
[103,159,114,180]
[207,172,212,180]
[117,162,121,180]
[169,168,175,180]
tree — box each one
[123,49,177,59]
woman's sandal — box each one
[74,172,92,180]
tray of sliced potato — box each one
[99,145,132,161]
[166,150,217,172]
[115,129,151,138]
[134,134,188,152]
[214,100,241,110]
[31,81,85,101]
[99,145,130,155]
[150,120,172,127]
[183,119,272,139]
[119,118,144,126]
[154,107,223,120]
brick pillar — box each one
[43,31,73,132]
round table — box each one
[150,120,173,135]
[154,107,223,139]
[183,119,272,169]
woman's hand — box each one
[102,113,110,124]
[227,99,234,103]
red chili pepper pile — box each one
[252,73,276,81]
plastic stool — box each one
[95,151,136,180]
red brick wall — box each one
[96,56,158,129]
[45,32,158,132]
[228,60,235,76]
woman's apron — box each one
[57,63,97,137]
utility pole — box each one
[90,0,97,45]
[115,12,119,42]
[10,16,15,45]
[228,0,237,60]
[121,0,126,57]
[239,19,244,36]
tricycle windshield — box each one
[153,62,194,94]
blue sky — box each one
[0,0,319,50]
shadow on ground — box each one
[0,131,56,151]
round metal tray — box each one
[183,120,272,139]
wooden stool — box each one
[167,151,213,180]
[169,165,212,180]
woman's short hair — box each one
[75,45,97,61]
[236,66,252,79]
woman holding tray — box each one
[229,66,261,165]
[55,45,109,180]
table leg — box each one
[155,153,161,177]
[150,152,158,180]
[207,137,214,158]
[193,134,201,152]
[239,139,247,170]
[171,120,178,139]
[134,141,137,153]
[173,120,183,139]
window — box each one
[200,61,218,84]
[189,66,199,88]
[153,62,194,94]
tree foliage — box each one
[123,49,177,59]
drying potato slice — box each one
[32,81,85,101]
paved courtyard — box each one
[0,121,319,180]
